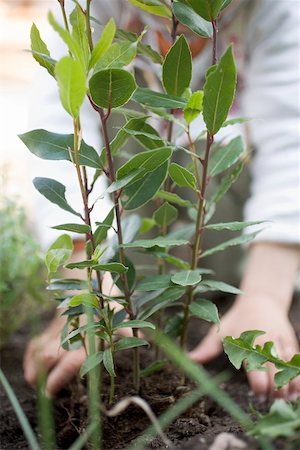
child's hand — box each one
[189,295,300,401]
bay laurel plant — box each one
[20,0,300,419]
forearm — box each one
[236,242,300,313]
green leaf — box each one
[140,218,156,234]
[103,348,116,377]
[69,293,99,308]
[123,162,168,210]
[106,170,145,194]
[132,87,186,109]
[19,129,101,169]
[48,11,84,67]
[115,337,149,351]
[203,45,237,135]
[201,231,261,258]
[182,0,224,21]
[275,354,300,389]
[89,18,116,69]
[117,147,172,179]
[70,5,89,69]
[172,2,213,38]
[163,35,192,97]
[89,69,136,109]
[136,274,172,291]
[122,237,189,249]
[251,399,300,438]
[140,360,166,377]
[94,41,137,71]
[189,299,219,324]
[195,280,242,295]
[138,287,185,320]
[80,352,103,377]
[169,162,196,189]
[208,137,244,177]
[94,208,114,246]
[171,270,202,286]
[151,251,191,270]
[184,91,203,124]
[93,263,128,273]
[55,56,86,118]
[52,223,91,233]
[126,0,171,18]
[115,320,155,330]
[115,28,163,64]
[156,190,195,209]
[65,260,94,269]
[45,234,73,274]
[153,202,178,228]
[211,162,243,203]
[48,278,88,291]
[112,256,136,293]
[33,177,81,217]
[205,220,264,231]
[30,23,55,76]
[164,313,184,339]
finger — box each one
[189,327,222,363]
[24,341,38,387]
[247,370,269,401]
[46,347,86,397]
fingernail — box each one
[257,394,267,404]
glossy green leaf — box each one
[163,35,192,97]
[151,251,191,270]
[48,278,88,291]
[211,162,243,203]
[189,299,219,324]
[184,91,203,124]
[70,5,89,69]
[123,162,168,210]
[122,237,189,249]
[19,129,101,168]
[89,18,116,69]
[171,270,202,286]
[69,293,99,308]
[126,0,171,18]
[33,177,81,217]
[45,234,73,274]
[153,202,178,228]
[156,190,195,209]
[93,263,128,273]
[169,162,196,189]
[115,337,149,351]
[164,313,184,339]
[52,223,90,233]
[117,147,172,179]
[208,137,244,177]
[201,230,261,258]
[195,280,242,295]
[182,0,224,21]
[132,87,186,109]
[80,352,103,377]
[172,2,212,38]
[89,68,136,109]
[94,208,114,246]
[103,348,116,377]
[30,23,55,76]
[48,11,84,67]
[115,28,163,64]
[205,220,263,231]
[115,320,155,330]
[94,41,137,71]
[55,56,86,118]
[140,218,156,234]
[136,274,172,291]
[203,45,237,135]
[106,170,145,194]
[112,256,136,293]
[138,287,185,320]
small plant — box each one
[0,198,45,346]
[16,0,300,448]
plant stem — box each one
[58,0,70,32]
[86,0,94,52]
[180,19,218,349]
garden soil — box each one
[1,297,300,450]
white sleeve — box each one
[241,0,300,244]
[26,0,117,249]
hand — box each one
[189,295,300,401]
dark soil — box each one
[1,297,300,450]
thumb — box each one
[188,327,222,363]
